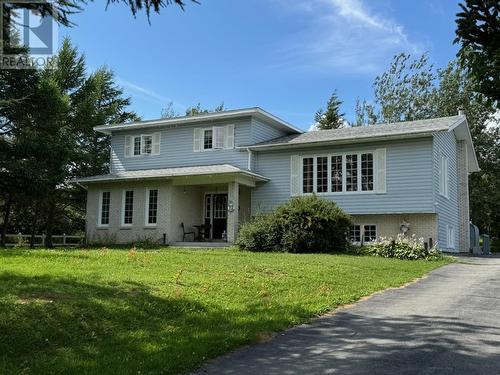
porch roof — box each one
[72,164,269,184]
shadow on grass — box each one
[0,272,306,374]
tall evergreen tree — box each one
[455,0,500,106]
[315,91,345,130]
[0,39,137,247]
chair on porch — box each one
[181,223,195,242]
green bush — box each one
[236,195,352,253]
[134,235,163,249]
[364,234,442,260]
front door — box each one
[204,193,228,240]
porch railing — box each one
[3,233,84,247]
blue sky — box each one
[61,0,462,130]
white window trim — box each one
[121,190,134,227]
[97,190,110,228]
[144,188,159,227]
[350,223,378,245]
[439,154,450,199]
[127,133,161,158]
[199,125,233,151]
[300,151,376,195]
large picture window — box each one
[302,152,374,194]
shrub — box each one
[133,235,163,250]
[364,234,442,260]
[236,195,352,253]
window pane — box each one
[133,137,141,155]
[101,191,110,225]
[148,189,158,224]
[205,195,211,219]
[346,154,358,191]
[302,158,314,193]
[363,225,377,242]
[204,129,213,149]
[316,156,328,193]
[142,136,152,154]
[124,190,134,224]
[350,225,361,242]
[361,153,374,191]
[331,155,343,192]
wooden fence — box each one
[3,233,84,247]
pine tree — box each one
[314,91,345,130]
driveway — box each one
[196,256,500,375]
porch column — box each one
[227,181,239,243]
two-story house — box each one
[75,108,479,252]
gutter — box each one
[240,132,439,152]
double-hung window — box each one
[145,189,158,226]
[142,135,153,154]
[301,152,374,194]
[122,190,134,226]
[99,191,111,226]
[203,129,213,150]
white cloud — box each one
[273,0,423,74]
[117,77,186,110]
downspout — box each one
[247,148,253,171]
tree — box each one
[358,53,500,238]
[185,102,225,116]
[315,91,345,130]
[372,53,437,123]
[1,0,199,32]
[161,102,181,119]
[455,0,500,106]
[0,39,137,247]
[354,98,378,126]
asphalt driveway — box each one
[196,256,500,375]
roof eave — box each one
[93,107,302,135]
[242,132,437,151]
[71,170,270,185]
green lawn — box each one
[0,247,450,374]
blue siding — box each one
[433,132,459,251]
[251,118,290,144]
[251,138,436,215]
[110,118,251,172]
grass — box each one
[0,247,450,374]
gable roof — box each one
[94,107,303,135]
[244,115,480,172]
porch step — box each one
[170,242,231,248]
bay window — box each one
[316,156,328,193]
